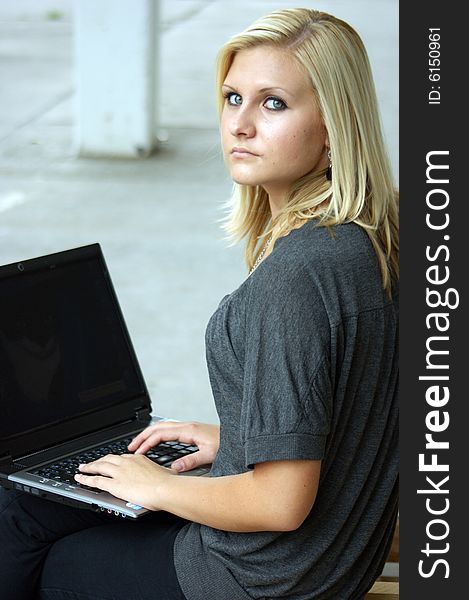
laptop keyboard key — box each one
[153,456,173,465]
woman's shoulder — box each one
[250,220,389,319]
[272,220,374,274]
[281,219,369,250]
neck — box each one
[266,190,288,220]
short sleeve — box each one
[241,261,333,469]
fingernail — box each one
[74,474,82,480]
[172,461,184,472]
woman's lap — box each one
[39,510,187,600]
[0,488,187,600]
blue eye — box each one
[264,97,287,111]
[225,92,242,106]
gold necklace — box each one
[249,236,272,275]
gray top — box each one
[174,221,399,600]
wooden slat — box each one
[365,580,399,599]
[371,582,399,592]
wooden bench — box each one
[365,580,399,599]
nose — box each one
[229,105,256,138]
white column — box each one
[73,0,159,158]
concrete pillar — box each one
[73,0,159,158]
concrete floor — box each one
[0,0,398,424]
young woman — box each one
[0,8,398,600]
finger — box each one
[74,473,111,491]
[131,423,195,455]
[133,432,168,455]
[127,425,158,451]
[78,460,119,478]
[128,422,184,452]
[171,450,205,473]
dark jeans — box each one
[0,488,187,600]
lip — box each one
[230,147,259,157]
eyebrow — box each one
[221,83,294,97]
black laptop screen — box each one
[0,252,145,439]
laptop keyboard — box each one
[32,437,198,487]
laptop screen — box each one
[0,245,147,441]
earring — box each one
[326,148,332,181]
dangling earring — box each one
[326,148,332,181]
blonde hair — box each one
[216,8,398,294]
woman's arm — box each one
[76,455,321,532]
[157,458,321,532]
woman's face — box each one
[220,45,329,204]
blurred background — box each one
[0,0,398,424]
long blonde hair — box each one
[216,8,398,294]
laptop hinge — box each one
[0,452,12,465]
[136,408,151,421]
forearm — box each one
[155,460,321,532]
[158,471,279,532]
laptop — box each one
[0,243,210,519]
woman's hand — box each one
[127,421,220,473]
[74,453,173,511]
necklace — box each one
[249,236,272,275]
